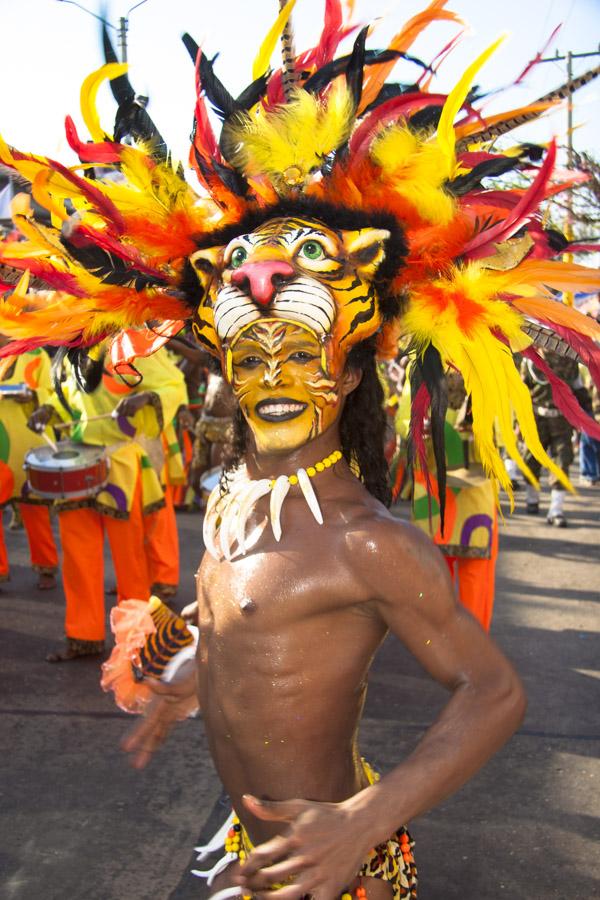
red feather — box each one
[0,256,86,296]
[514,26,561,86]
[314,0,344,68]
[46,158,126,235]
[72,224,167,281]
[64,116,123,165]
[463,141,557,258]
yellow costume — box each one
[46,348,186,517]
[43,348,187,651]
[0,349,58,584]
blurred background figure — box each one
[391,367,499,632]
[164,333,210,510]
[0,338,58,590]
[521,351,580,526]
[28,345,186,661]
[189,371,236,505]
[578,365,600,486]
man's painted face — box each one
[190,215,390,377]
[230,319,342,454]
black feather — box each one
[113,102,169,162]
[408,104,444,132]
[102,23,134,106]
[182,34,239,121]
[360,82,419,115]
[51,348,73,416]
[60,232,168,290]
[236,74,270,110]
[345,26,369,108]
[69,348,106,393]
[212,160,249,197]
[182,32,200,65]
[447,156,522,196]
[304,48,397,95]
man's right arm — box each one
[120,670,199,769]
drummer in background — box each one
[164,333,211,510]
[139,347,189,604]
[29,345,187,661]
[0,339,59,590]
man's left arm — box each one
[344,520,526,843]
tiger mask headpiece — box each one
[187,202,407,378]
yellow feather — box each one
[437,36,505,172]
[252,0,298,80]
[223,82,354,185]
[370,125,456,224]
[401,266,574,494]
[31,169,69,224]
[491,259,600,297]
[80,63,128,142]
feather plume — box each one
[314,0,344,68]
[463,141,557,257]
[80,63,128,142]
[252,0,298,80]
[358,0,463,113]
[456,65,600,151]
[370,125,456,225]
[222,83,354,184]
[436,36,505,174]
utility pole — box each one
[535,47,600,305]
[118,17,129,64]
[56,1,149,64]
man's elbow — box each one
[493,667,527,735]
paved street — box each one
[1,481,598,900]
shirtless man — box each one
[121,213,527,900]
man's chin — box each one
[248,421,313,456]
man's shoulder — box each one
[339,502,439,568]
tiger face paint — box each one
[229,319,342,454]
[190,216,390,376]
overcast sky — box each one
[1,0,598,169]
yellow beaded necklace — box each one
[270,448,343,487]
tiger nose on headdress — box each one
[230,260,295,307]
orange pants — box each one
[445,513,499,632]
[0,503,58,578]
[143,484,179,589]
[58,481,150,642]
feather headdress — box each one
[0,0,599,505]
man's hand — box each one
[121,672,198,769]
[233,796,369,900]
[27,404,54,433]
[114,391,152,419]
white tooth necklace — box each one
[202,450,343,561]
